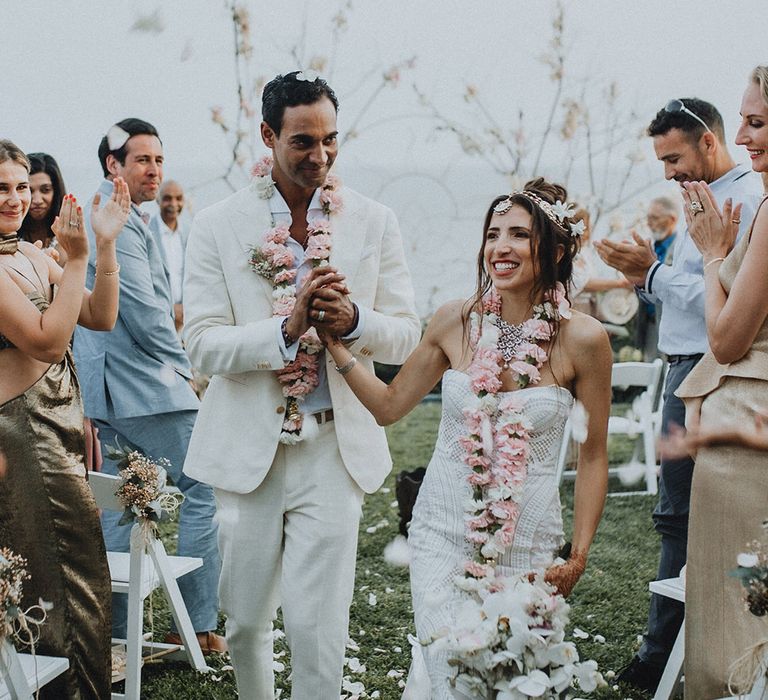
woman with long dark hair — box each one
[0,139,130,698]
[320,177,611,698]
[18,152,66,253]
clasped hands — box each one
[284,265,354,345]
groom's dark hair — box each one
[262,72,339,135]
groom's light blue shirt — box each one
[271,187,366,414]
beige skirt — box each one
[685,375,768,699]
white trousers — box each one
[215,422,364,700]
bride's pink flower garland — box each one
[457,283,571,589]
[248,155,343,443]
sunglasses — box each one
[664,99,712,134]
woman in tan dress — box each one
[0,140,130,698]
[676,65,768,698]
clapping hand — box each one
[91,177,131,243]
[681,181,742,260]
[51,194,90,261]
[594,231,656,286]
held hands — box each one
[309,281,356,337]
[594,231,656,286]
[285,266,349,342]
[681,181,742,261]
[543,549,587,598]
[91,177,131,243]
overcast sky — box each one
[4,1,766,310]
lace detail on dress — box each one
[407,370,572,699]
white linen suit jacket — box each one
[182,183,420,495]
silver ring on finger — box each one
[69,218,79,226]
[689,200,704,214]
[317,309,326,322]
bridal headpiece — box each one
[494,191,582,237]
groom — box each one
[182,72,420,699]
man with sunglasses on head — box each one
[596,97,762,692]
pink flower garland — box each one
[458,284,570,589]
[248,156,343,443]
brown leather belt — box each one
[312,409,334,424]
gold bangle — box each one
[99,264,121,276]
[703,257,725,271]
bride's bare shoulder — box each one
[559,309,610,354]
[427,298,471,329]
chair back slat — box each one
[88,471,123,512]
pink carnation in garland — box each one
[305,232,332,260]
[274,269,297,284]
[265,224,291,244]
[250,155,273,178]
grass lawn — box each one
[137,402,661,699]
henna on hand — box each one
[544,548,587,598]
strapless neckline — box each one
[443,368,574,400]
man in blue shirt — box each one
[596,98,763,692]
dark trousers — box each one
[638,356,700,668]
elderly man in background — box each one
[153,180,189,333]
[634,196,678,360]
[596,97,762,692]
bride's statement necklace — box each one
[495,317,526,369]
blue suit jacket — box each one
[74,179,199,420]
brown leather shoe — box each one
[164,631,228,655]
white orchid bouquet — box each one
[436,573,603,699]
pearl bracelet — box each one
[334,357,357,376]
[703,257,725,271]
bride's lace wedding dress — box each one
[403,369,573,699]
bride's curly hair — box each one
[463,177,581,327]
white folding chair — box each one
[0,637,69,700]
[556,359,665,496]
[649,574,685,700]
[89,471,208,700]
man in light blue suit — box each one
[74,118,225,653]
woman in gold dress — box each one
[676,65,768,698]
[0,139,130,698]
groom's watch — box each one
[281,318,297,347]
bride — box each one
[321,177,611,698]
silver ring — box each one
[732,219,741,224]
[317,309,326,322]
[689,200,704,214]
[68,219,78,226]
